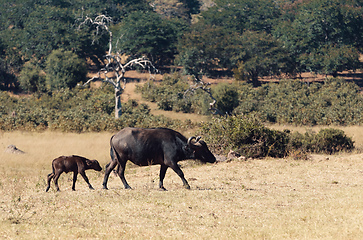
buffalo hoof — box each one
[102,186,108,190]
[89,186,95,190]
[159,187,168,191]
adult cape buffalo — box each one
[102,127,216,190]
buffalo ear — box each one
[183,145,191,152]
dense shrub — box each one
[19,62,46,93]
[199,116,354,158]
[137,72,203,113]
[234,78,363,125]
[199,116,290,158]
[0,88,184,132]
[137,72,241,115]
[314,128,354,154]
[138,75,363,125]
[212,83,239,114]
[45,49,87,91]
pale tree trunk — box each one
[79,15,157,119]
[114,83,122,119]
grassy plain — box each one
[0,130,363,239]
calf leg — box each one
[169,163,190,189]
[72,171,78,191]
[46,172,54,192]
[79,171,94,190]
[159,164,168,191]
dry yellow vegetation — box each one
[0,130,362,239]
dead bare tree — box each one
[78,15,157,119]
[183,76,223,115]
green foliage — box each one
[315,128,354,154]
[0,0,361,85]
[176,25,240,77]
[287,128,354,154]
[19,62,46,93]
[234,78,363,125]
[151,0,201,20]
[138,75,363,125]
[200,0,281,34]
[199,116,354,158]
[212,83,239,114]
[116,10,184,65]
[233,31,291,86]
[273,0,363,75]
[0,87,184,132]
[136,73,197,113]
[306,44,361,76]
[45,49,87,90]
[199,116,290,158]
[0,39,18,91]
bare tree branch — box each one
[183,76,223,115]
[78,15,157,119]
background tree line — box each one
[0,0,361,157]
[0,84,355,157]
[0,0,362,92]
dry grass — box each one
[123,81,210,123]
[0,130,363,239]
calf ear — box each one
[85,159,93,166]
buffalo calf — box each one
[46,155,102,192]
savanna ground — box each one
[0,128,363,239]
[1,70,363,239]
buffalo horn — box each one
[188,136,202,147]
[187,136,196,146]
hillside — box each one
[107,66,363,123]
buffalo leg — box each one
[169,163,190,189]
[102,160,117,189]
[53,172,62,191]
[46,173,54,192]
[159,165,168,191]
[72,171,78,191]
[79,171,94,190]
[117,161,131,189]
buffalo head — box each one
[187,136,216,163]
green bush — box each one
[0,88,185,133]
[137,72,201,113]
[137,73,241,115]
[212,83,239,114]
[19,62,46,93]
[199,116,354,158]
[314,128,354,154]
[234,78,363,125]
[45,49,87,91]
[199,116,290,158]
